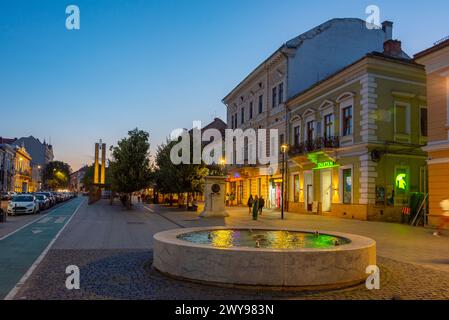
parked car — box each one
[52,192,63,203]
[1,192,16,201]
[6,195,40,215]
[36,192,56,207]
[35,194,50,210]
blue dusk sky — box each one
[0,0,448,171]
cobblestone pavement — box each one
[15,249,449,300]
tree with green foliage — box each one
[109,128,152,209]
[42,161,72,190]
[154,137,210,199]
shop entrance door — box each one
[237,181,243,205]
[269,182,281,209]
[306,185,313,211]
[321,170,332,212]
[304,172,313,212]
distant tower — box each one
[101,143,106,185]
[94,143,100,184]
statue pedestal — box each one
[200,176,229,218]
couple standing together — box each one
[247,195,264,220]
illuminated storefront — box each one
[286,51,428,222]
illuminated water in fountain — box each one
[177,229,350,249]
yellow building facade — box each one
[14,146,33,193]
[415,39,449,228]
[286,49,428,222]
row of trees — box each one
[106,128,225,209]
[154,139,209,196]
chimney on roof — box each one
[383,39,402,58]
[382,21,393,41]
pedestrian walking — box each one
[247,195,253,214]
[258,196,265,216]
[252,196,259,221]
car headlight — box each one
[27,204,34,208]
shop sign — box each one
[314,161,338,170]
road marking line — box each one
[143,205,154,213]
[4,198,86,300]
[37,217,52,224]
[0,202,68,242]
[54,217,66,224]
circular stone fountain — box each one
[153,227,376,290]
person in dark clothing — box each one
[247,195,253,214]
[252,196,259,221]
[258,196,265,216]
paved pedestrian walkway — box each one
[0,197,84,299]
[9,200,449,300]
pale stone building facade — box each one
[223,18,396,209]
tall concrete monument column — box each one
[101,143,106,185]
[94,143,100,185]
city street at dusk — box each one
[1,0,449,317]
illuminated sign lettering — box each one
[314,161,338,170]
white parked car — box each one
[7,195,40,215]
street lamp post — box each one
[280,144,289,220]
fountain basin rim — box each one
[153,226,376,253]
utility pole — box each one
[280,144,289,220]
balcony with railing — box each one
[289,136,340,157]
[15,168,32,178]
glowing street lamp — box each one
[280,144,289,220]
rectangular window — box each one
[307,121,314,142]
[272,87,277,108]
[294,126,300,146]
[342,168,352,204]
[234,113,238,128]
[231,115,234,129]
[278,83,284,105]
[294,174,300,203]
[279,134,284,146]
[420,108,428,137]
[258,95,263,114]
[342,106,353,136]
[249,102,253,119]
[324,113,333,140]
[241,108,244,124]
[395,104,408,134]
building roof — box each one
[0,137,17,144]
[414,37,449,59]
[201,118,227,134]
[287,51,423,105]
[222,18,383,103]
[188,117,227,135]
[12,136,54,166]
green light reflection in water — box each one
[178,230,350,249]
